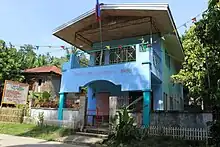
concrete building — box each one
[53,3,184,127]
[23,66,61,98]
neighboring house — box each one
[23,66,61,98]
[53,3,184,127]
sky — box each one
[0,0,208,57]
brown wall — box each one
[25,73,61,97]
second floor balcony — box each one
[63,42,162,80]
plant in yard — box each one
[37,112,44,126]
[105,107,148,146]
[31,91,58,108]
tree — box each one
[172,26,207,106]
[0,40,24,84]
[195,0,220,107]
[17,45,70,69]
[172,0,220,109]
[0,39,89,87]
[18,45,37,69]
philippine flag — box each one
[96,0,101,21]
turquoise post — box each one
[58,92,65,120]
[143,91,151,127]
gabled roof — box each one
[23,66,61,75]
[53,3,184,61]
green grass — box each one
[0,122,74,141]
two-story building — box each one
[53,3,184,128]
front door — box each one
[96,92,110,126]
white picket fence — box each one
[147,126,210,141]
[43,120,210,141]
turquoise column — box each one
[58,92,66,120]
[143,91,151,127]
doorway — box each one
[95,92,110,127]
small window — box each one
[38,79,42,86]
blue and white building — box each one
[53,3,184,127]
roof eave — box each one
[166,6,184,60]
[23,71,61,76]
[52,3,169,35]
[52,3,184,60]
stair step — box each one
[84,126,109,135]
[76,132,108,138]
[58,134,104,146]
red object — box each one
[118,45,122,49]
[147,44,152,47]
[23,66,61,75]
[96,107,102,128]
[192,17,197,23]
[61,46,65,49]
[96,0,101,21]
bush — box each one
[208,120,220,146]
[105,107,147,146]
[31,91,58,108]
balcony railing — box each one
[76,43,162,79]
[89,44,136,66]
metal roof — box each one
[53,3,184,61]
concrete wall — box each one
[51,75,61,97]
[30,108,79,121]
[25,73,61,98]
[150,112,212,128]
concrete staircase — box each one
[84,126,109,135]
[57,127,109,146]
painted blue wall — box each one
[152,74,163,110]
[152,40,162,79]
[62,54,80,71]
[60,61,151,93]
[60,35,166,113]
